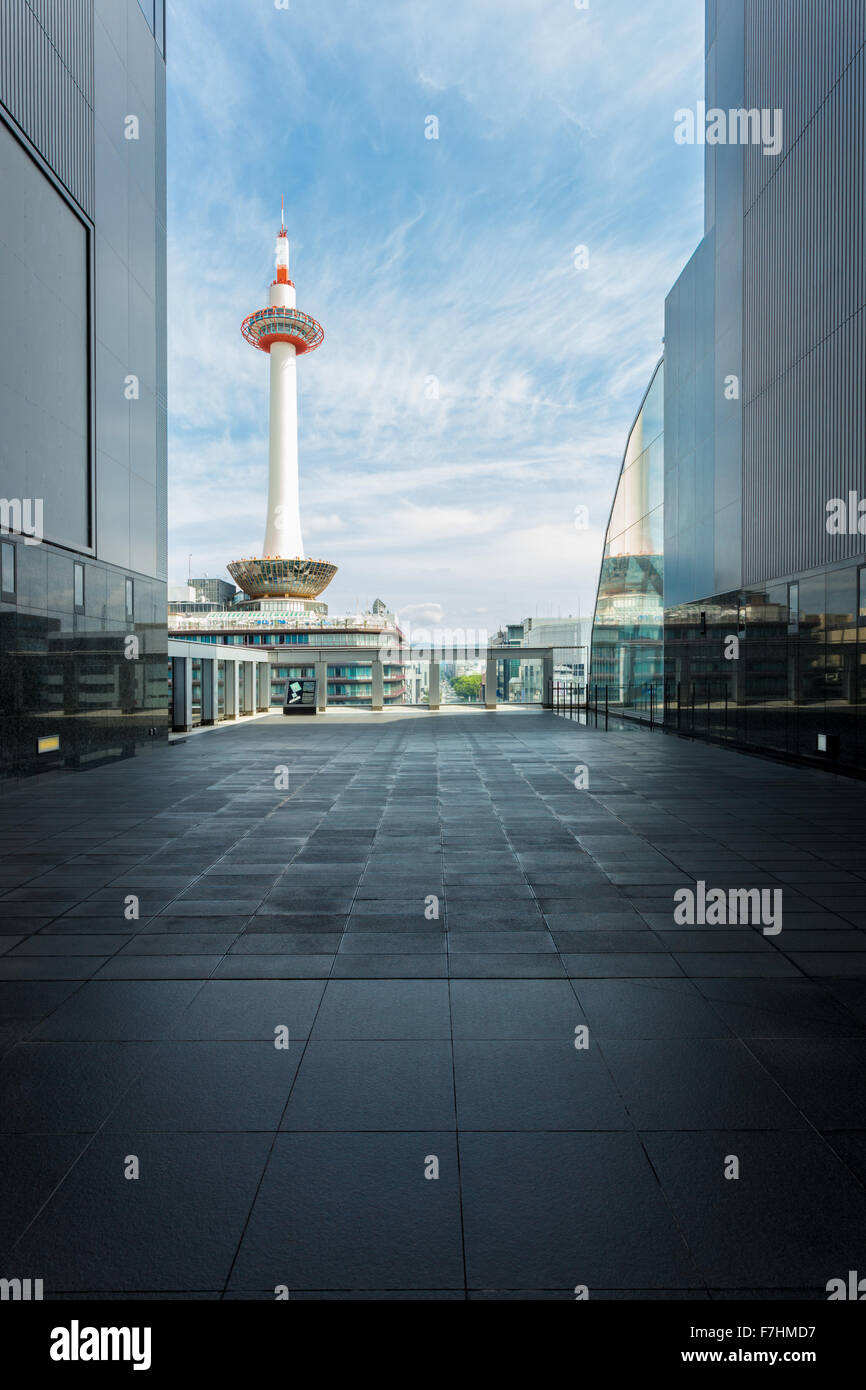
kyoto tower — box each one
[228,204,336,601]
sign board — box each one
[282,677,318,715]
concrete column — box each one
[485,655,498,709]
[371,657,384,712]
[241,661,255,715]
[171,656,192,732]
[201,657,215,725]
[428,661,440,711]
[542,654,554,708]
[256,662,270,712]
[224,660,239,719]
[315,660,328,712]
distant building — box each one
[169,602,407,708]
[188,577,237,607]
[520,616,590,701]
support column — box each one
[224,660,239,720]
[256,662,270,712]
[171,656,192,732]
[241,661,255,715]
[428,661,440,711]
[485,655,498,709]
[201,657,215,725]
[315,660,328,712]
[542,654,554,708]
[371,657,384,712]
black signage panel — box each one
[282,678,318,715]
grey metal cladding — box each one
[744,0,865,210]
[742,12,866,586]
[0,0,94,218]
[744,312,865,581]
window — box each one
[787,582,799,634]
[859,568,866,623]
[1,541,15,598]
[125,578,135,623]
[73,563,85,612]
[0,122,89,549]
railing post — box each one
[605,684,608,730]
[677,681,681,732]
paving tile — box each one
[454,1040,629,1130]
[573,978,732,1038]
[449,953,566,978]
[644,1131,866,1289]
[228,1133,463,1291]
[600,1038,807,1129]
[31,981,201,1040]
[563,953,683,978]
[106,1041,301,1130]
[168,980,325,1040]
[0,1133,89,1249]
[450,980,583,1039]
[331,954,448,978]
[459,1133,698,1290]
[310,980,451,1039]
[9,1132,271,1292]
[0,1042,151,1132]
[282,1041,455,1130]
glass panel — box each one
[0,122,89,547]
[1,542,15,594]
[590,360,664,708]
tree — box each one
[452,673,483,701]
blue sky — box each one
[166,0,705,632]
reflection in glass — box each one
[590,360,664,706]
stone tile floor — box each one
[1,708,865,1299]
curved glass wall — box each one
[590,359,664,707]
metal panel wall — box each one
[744,0,865,211]
[742,20,866,584]
[0,0,94,217]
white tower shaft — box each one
[262,274,304,559]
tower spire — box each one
[275,196,290,283]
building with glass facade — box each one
[662,0,865,772]
[591,1,865,773]
[590,360,664,708]
[0,0,168,780]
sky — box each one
[166,0,705,636]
